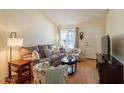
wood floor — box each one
[27,58,99,84]
[67,59,99,84]
[4,59,99,84]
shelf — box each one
[11,67,29,73]
[9,74,30,84]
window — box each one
[60,28,76,48]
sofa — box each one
[19,44,66,67]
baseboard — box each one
[86,58,96,60]
[80,56,96,60]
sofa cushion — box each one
[50,55,61,67]
[20,46,39,53]
[44,49,52,58]
[24,46,39,52]
[39,49,46,58]
[19,46,40,60]
[32,50,40,60]
[43,45,49,49]
[58,53,66,59]
[38,45,48,50]
[40,58,51,63]
[38,45,46,58]
[38,45,54,58]
[59,48,66,53]
[47,44,53,49]
[52,47,60,54]
[19,47,32,60]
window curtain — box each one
[57,26,61,47]
[75,27,79,48]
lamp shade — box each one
[7,38,23,46]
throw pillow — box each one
[32,50,40,60]
[38,45,47,58]
[44,49,52,58]
[19,47,33,60]
[53,47,60,54]
[43,45,49,50]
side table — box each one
[8,59,32,84]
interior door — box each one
[80,28,104,59]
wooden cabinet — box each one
[96,54,123,84]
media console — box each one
[96,54,123,84]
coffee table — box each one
[61,56,77,75]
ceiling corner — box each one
[39,10,58,26]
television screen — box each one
[101,35,110,60]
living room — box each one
[0,9,124,84]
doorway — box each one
[79,28,105,59]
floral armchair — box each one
[33,61,68,84]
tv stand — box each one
[96,54,123,84]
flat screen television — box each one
[101,35,111,60]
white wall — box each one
[0,10,57,81]
[106,9,124,64]
[78,18,105,58]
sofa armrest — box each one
[33,58,51,65]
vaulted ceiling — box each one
[41,9,107,26]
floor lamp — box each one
[7,32,23,82]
